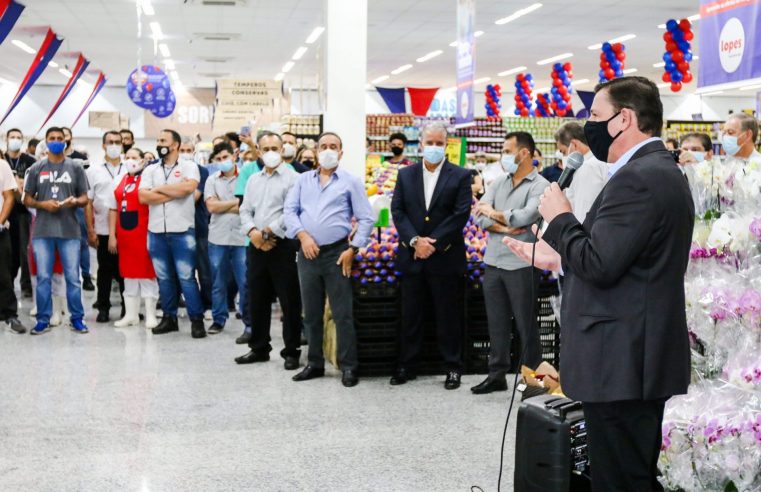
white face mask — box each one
[106,144,122,160]
[7,138,22,152]
[179,153,195,163]
[124,158,143,174]
[282,143,296,158]
[475,162,486,172]
[262,150,282,169]
[319,149,339,170]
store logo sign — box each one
[719,17,744,73]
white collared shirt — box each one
[566,151,609,222]
[423,161,444,209]
[607,137,663,178]
[87,161,126,235]
[481,162,505,192]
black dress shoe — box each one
[389,368,417,386]
[190,319,206,339]
[236,330,251,345]
[82,276,95,291]
[96,310,109,323]
[208,323,224,335]
[152,316,178,335]
[235,350,270,364]
[342,370,359,387]
[284,356,300,370]
[444,371,462,390]
[471,376,508,394]
[292,366,325,382]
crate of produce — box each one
[355,319,399,341]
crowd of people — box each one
[1,90,760,394]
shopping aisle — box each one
[0,290,517,491]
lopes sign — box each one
[699,0,761,89]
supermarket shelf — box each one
[462,137,505,142]
[368,135,420,141]
[379,152,422,157]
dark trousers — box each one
[96,234,124,310]
[583,399,666,492]
[8,209,31,291]
[0,229,18,320]
[399,272,464,372]
[248,240,302,358]
[195,235,213,311]
[483,266,542,375]
[297,243,357,371]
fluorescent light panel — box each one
[164,59,175,70]
[474,77,491,85]
[495,3,543,25]
[390,64,412,75]
[537,52,573,65]
[140,0,154,16]
[59,68,72,77]
[274,72,285,81]
[622,68,638,74]
[416,50,443,63]
[149,21,163,39]
[292,46,308,60]
[474,30,484,37]
[305,26,325,44]
[371,75,389,84]
[159,43,171,58]
[534,86,550,93]
[498,66,527,76]
[587,34,636,50]
[11,39,35,54]
[653,62,666,68]
[282,61,295,73]
[573,78,590,85]
[659,14,699,28]
[657,82,671,88]
[48,61,58,68]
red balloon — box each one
[563,94,571,102]
[671,51,684,63]
[517,73,525,81]
[666,42,678,52]
[514,95,521,102]
[679,19,691,31]
[677,61,690,72]
[567,71,573,79]
[553,78,563,87]
[556,109,567,117]
[612,43,623,53]
[520,108,529,117]
[682,71,693,83]
[662,72,672,82]
[494,84,501,91]
[604,68,615,79]
[600,52,607,61]
[663,32,673,43]
[616,51,626,62]
[563,62,572,72]
[601,60,611,69]
[558,85,568,96]
[551,102,559,110]
[671,81,682,92]
[684,31,694,41]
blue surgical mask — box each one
[423,145,445,164]
[47,141,65,155]
[217,159,234,173]
[691,151,706,163]
[501,154,518,174]
[721,134,740,156]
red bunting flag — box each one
[71,71,107,128]
[38,54,90,132]
[407,87,439,116]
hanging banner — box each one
[455,0,476,128]
[698,0,761,90]
[376,86,406,114]
[144,88,215,139]
[38,54,90,132]
[408,87,439,116]
[71,71,107,128]
[0,0,25,46]
[0,28,62,125]
[126,65,172,110]
[213,79,283,134]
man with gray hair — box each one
[390,122,472,390]
[721,112,760,162]
[554,121,609,222]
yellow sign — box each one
[446,137,466,166]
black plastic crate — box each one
[359,358,396,377]
[357,340,397,359]
[352,280,400,300]
[353,298,401,322]
[355,319,399,341]
[467,317,489,337]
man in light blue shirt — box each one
[284,131,374,387]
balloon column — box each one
[550,63,573,117]
[513,73,534,117]
[534,93,553,118]
[484,83,502,119]
[598,42,626,83]
[662,18,695,92]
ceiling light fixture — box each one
[305,26,325,44]
[449,41,458,47]
[536,52,573,65]
[140,0,155,16]
[11,39,35,54]
[371,75,389,84]
[59,68,73,78]
[159,43,171,58]
[164,59,176,70]
[474,77,491,85]
[390,64,413,75]
[622,68,638,74]
[659,14,699,28]
[653,62,666,68]
[474,30,484,37]
[416,50,443,63]
[657,82,671,88]
[149,21,163,40]
[587,34,637,50]
[495,3,543,25]
[498,66,527,76]
[48,61,58,68]
[274,72,285,81]
[534,86,550,93]
[573,78,591,85]
[282,61,295,73]
[292,46,308,60]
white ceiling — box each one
[0,0,743,98]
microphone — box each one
[537,152,585,230]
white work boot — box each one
[144,297,159,329]
[114,296,140,327]
[50,296,64,326]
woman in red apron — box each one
[107,148,158,328]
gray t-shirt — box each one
[204,171,245,246]
[24,158,89,239]
[138,160,200,234]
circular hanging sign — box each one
[126,65,172,110]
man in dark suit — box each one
[390,122,472,390]
[505,76,694,491]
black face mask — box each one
[302,159,314,168]
[583,111,623,162]
[156,145,171,160]
[123,143,133,153]
[391,146,404,156]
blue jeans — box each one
[148,230,204,319]
[76,208,90,276]
[32,237,86,324]
[208,243,248,327]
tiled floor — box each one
[0,289,518,491]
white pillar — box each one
[323,0,367,178]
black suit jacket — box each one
[391,161,472,276]
[542,141,694,402]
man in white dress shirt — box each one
[554,121,609,222]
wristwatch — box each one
[410,236,419,247]
[262,231,270,241]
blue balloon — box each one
[607,51,617,62]
[663,52,673,63]
[602,42,612,52]
[684,51,693,62]
[619,44,626,52]
[665,61,677,72]
[514,108,521,116]
[526,73,533,81]
[551,86,559,94]
[672,30,683,42]
[615,69,624,78]
[553,63,562,71]
[678,41,690,52]
[666,19,678,32]
[599,77,607,84]
[611,60,620,70]
[514,81,521,88]
[671,71,683,83]
[599,69,607,79]
[558,101,567,110]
